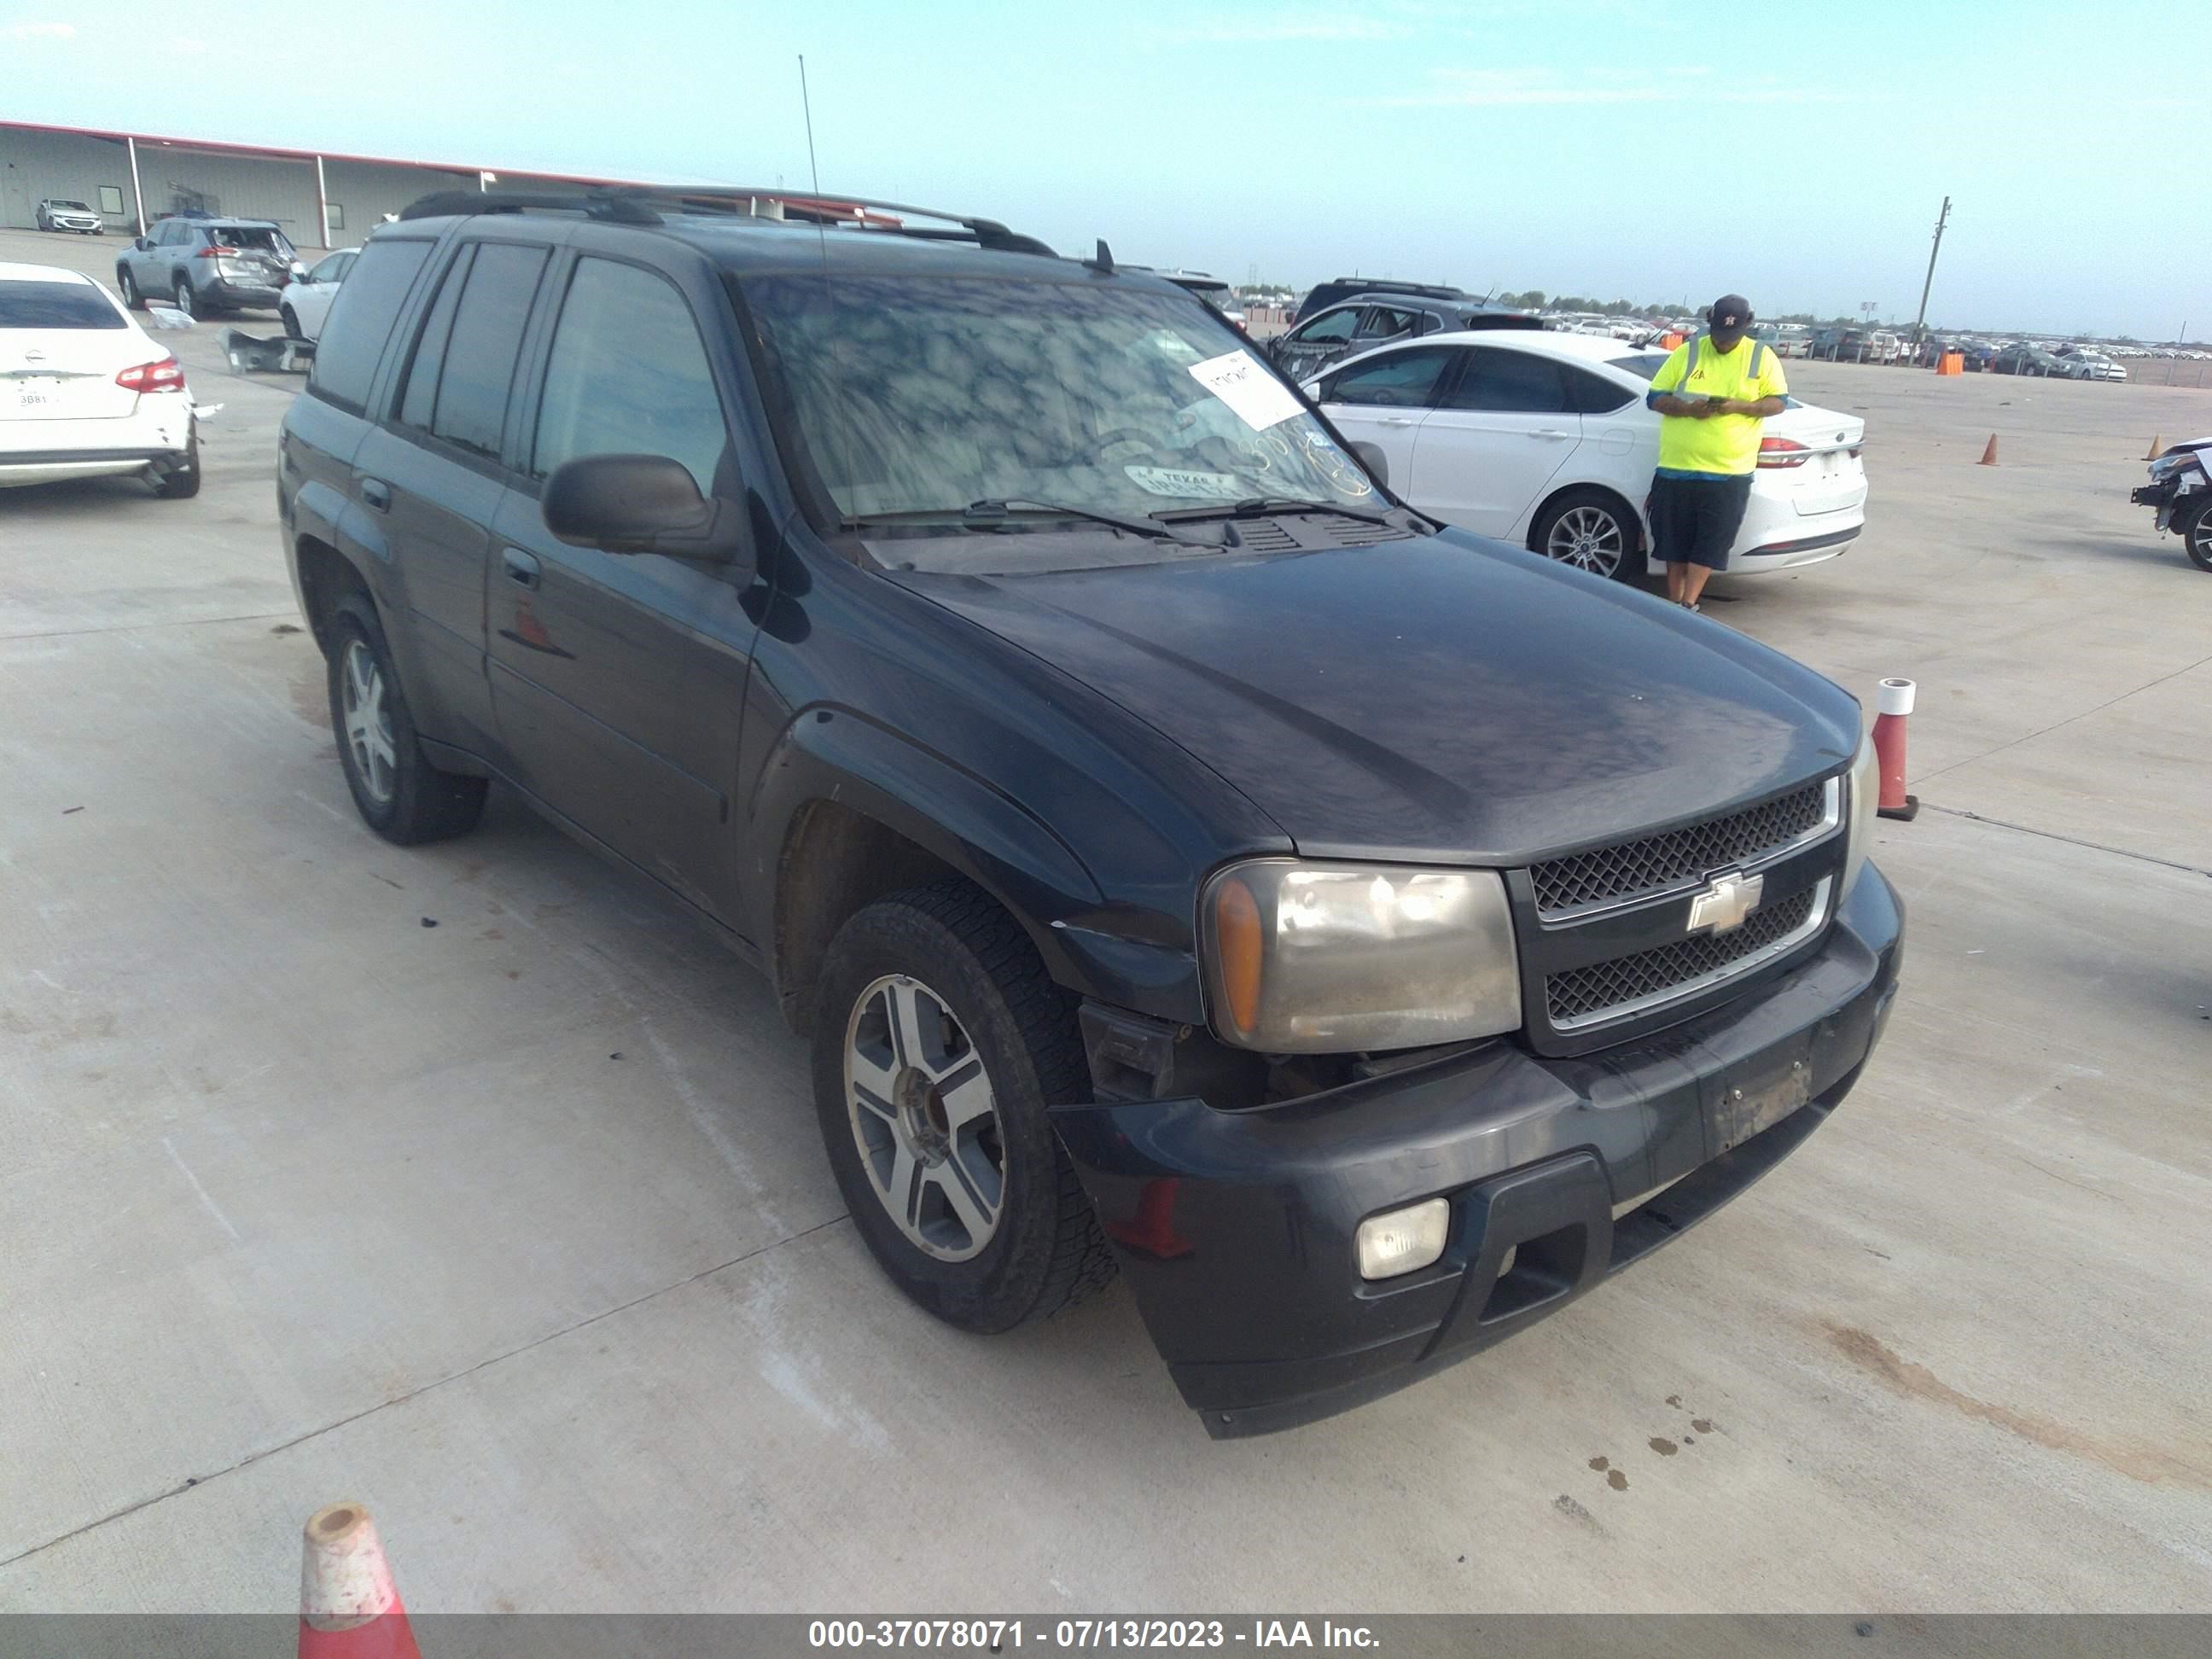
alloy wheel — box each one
[339,640,397,804]
[843,974,1005,1262]
[1546,504,1627,577]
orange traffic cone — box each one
[2147,434,2164,460]
[1978,435,1999,466]
[300,1503,421,1659]
[1871,679,1919,823]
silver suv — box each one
[114,217,305,317]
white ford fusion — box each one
[1,263,203,498]
[1310,329,1867,583]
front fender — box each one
[746,708,1208,1025]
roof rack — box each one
[396,185,1059,258]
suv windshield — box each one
[741,274,1377,556]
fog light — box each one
[1355,1197,1451,1280]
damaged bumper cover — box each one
[1053,867,1905,1437]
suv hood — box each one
[894,533,1860,864]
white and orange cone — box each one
[300,1502,422,1659]
[1871,678,1919,823]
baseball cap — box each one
[1708,295,1754,333]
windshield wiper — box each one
[847,498,1202,544]
[1150,497,1396,526]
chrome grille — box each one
[1545,884,1820,1028]
[1530,783,1831,917]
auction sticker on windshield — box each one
[1189,350,1301,432]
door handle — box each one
[358,477,391,512]
[1377,416,1417,428]
[503,548,541,589]
[1528,428,1575,439]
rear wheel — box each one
[150,425,201,499]
[812,878,1115,1333]
[324,596,487,844]
[1530,488,1642,583]
[2180,498,2212,573]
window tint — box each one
[1443,349,1569,413]
[308,238,434,413]
[1323,346,1453,408]
[1295,308,1359,344]
[1563,364,1633,413]
[532,259,731,496]
[1354,306,1417,341]
[307,251,350,285]
[0,281,125,329]
[398,247,469,433]
[1614,352,1671,381]
[429,244,547,457]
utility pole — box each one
[1911,195,1951,351]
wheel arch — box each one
[292,531,376,656]
[751,714,1111,1038]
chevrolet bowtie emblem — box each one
[1687,870,1764,934]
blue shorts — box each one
[1650,472,1754,569]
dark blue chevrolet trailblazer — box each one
[277,188,1903,1435]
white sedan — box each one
[1311,329,1867,581]
[279,247,358,341]
[1,262,201,497]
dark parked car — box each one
[115,215,305,317]
[1989,342,2060,376]
[1293,276,1475,325]
[279,189,1903,1436]
[1268,294,1544,382]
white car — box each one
[1,263,202,497]
[1310,329,1867,582]
[279,248,358,341]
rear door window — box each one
[394,242,550,459]
[530,258,733,497]
[0,282,125,329]
[1562,364,1634,412]
[308,237,435,414]
[1443,348,1571,413]
[1354,306,1418,341]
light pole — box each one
[1911,195,1951,355]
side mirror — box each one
[134,237,153,252]
[542,453,748,563]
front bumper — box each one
[1054,865,1905,1436]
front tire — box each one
[323,596,487,844]
[812,879,1115,1333]
[1530,487,1643,583]
[172,277,195,318]
[117,268,143,309]
[281,304,303,341]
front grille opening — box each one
[1531,783,1830,916]
[1545,884,1819,1027]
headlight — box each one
[1842,732,1878,896]
[1201,860,1520,1052]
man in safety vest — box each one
[1644,295,1788,610]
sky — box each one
[4,0,2199,339]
